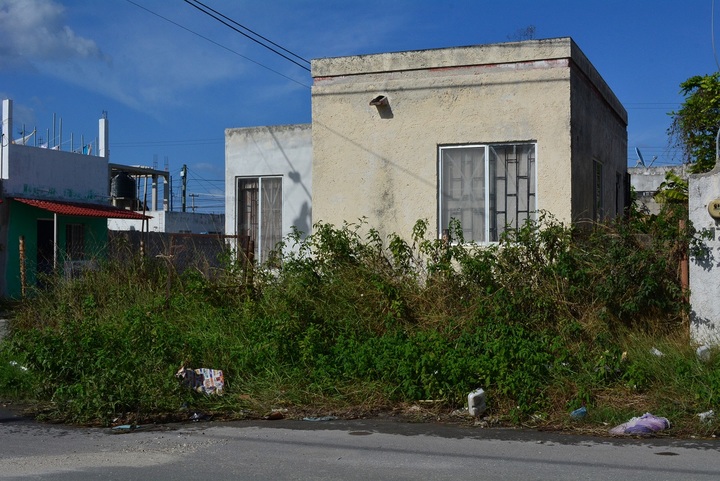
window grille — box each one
[439,143,536,242]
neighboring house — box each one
[311,37,628,242]
[0,98,147,297]
[107,164,225,234]
[628,165,689,215]
[225,124,312,262]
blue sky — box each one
[0,0,715,213]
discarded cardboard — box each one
[176,366,224,395]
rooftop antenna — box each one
[635,147,645,167]
[634,148,657,168]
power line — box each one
[186,0,310,66]
[183,0,311,72]
[123,0,310,88]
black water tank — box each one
[111,172,136,200]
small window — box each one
[438,143,536,242]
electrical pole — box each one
[181,164,187,213]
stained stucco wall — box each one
[689,165,720,345]
[311,38,627,240]
[224,124,312,239]
[4,144,108,202]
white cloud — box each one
[0,0,255,116]
[0,0,404,120]
[0,0,104,67]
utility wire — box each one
[186,0,310,66]
[124,0,310,88]
[183,0,311,72]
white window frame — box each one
[438,142,537,242]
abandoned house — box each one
[310,37,628,242]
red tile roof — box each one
[12,198,151,219]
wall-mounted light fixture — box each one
[369,95,389,107]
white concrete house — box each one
[628,165,689,215]
[224,124,312,262]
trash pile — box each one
[175,366,225,395]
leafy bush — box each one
[0,209,707,431]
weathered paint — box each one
[689,163,720,345]
[3,144,107,202]
[311,37,627,240]
[4,201,107,298]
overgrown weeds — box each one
[0,206,716,437]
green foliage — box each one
[669,72,720,173]
[0,211,710,431]
[0,346,37,399]
[654,171,689,204]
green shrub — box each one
[0,209,706,429]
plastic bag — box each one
[609,413,670,435]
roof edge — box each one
[311,37,574,78]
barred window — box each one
[439,143,536,242]
[237,176,282,262]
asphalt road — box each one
[2,403,720,481]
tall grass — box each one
[0,206,716,435]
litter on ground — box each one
[175,366,224,395]
[609,413,670,436]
